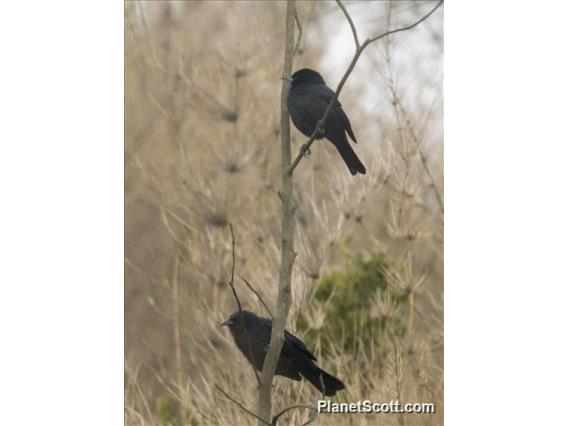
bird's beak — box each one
[220,317,232,327]
[281,75,293,82]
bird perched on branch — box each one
[221,310,345,396]
[285,68,366,175]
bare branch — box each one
[239,275,273,318]
[257,1,298,424]
[226,224,261,386]
[367,0,443,45]
[215,384,271,426]
[335,0,360,49]
[288,0,443,175]
[271,404,318,426]
[216,387,318,426]
[293,8,303,57]
[229,224,237,298]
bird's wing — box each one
[317,85,358,144]
[257,316,317,361]
[284,329,317,361]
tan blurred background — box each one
[125,1,443,424]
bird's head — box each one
[283,68,326,87]
[220,310,256,332]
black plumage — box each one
[221,310,345,396]
[286,68,366,175]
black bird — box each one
[221,310,345,396]
[286,68,366,175]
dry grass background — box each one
[125,1,443,425]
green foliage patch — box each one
[298,255,406,356]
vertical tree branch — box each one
[257,1,297,424]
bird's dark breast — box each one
[233,326,269,371]
[287,88,326,139]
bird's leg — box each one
[300,143,311,157]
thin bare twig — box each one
[287,0,443,175]
[227,224,261,385]
[335,0,360,49]
[367,0,443,45]
[226,226,241,317]
[239,275,273,318]
[293,8,303,57]
[215,384,271,426]
[271,404,318,426]
[217,386,317,426]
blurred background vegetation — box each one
[125,1,443,425]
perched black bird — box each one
[221,310,345,396]
[286,68,366,175]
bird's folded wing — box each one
[257,316,317,361]
[317,86,358,143]
[284,329,317,361]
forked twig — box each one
[216,385,318,426]
[215,384,271,426]
[271,404,318,426]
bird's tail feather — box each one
[300,364,345,397]
[334,138,366,175]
